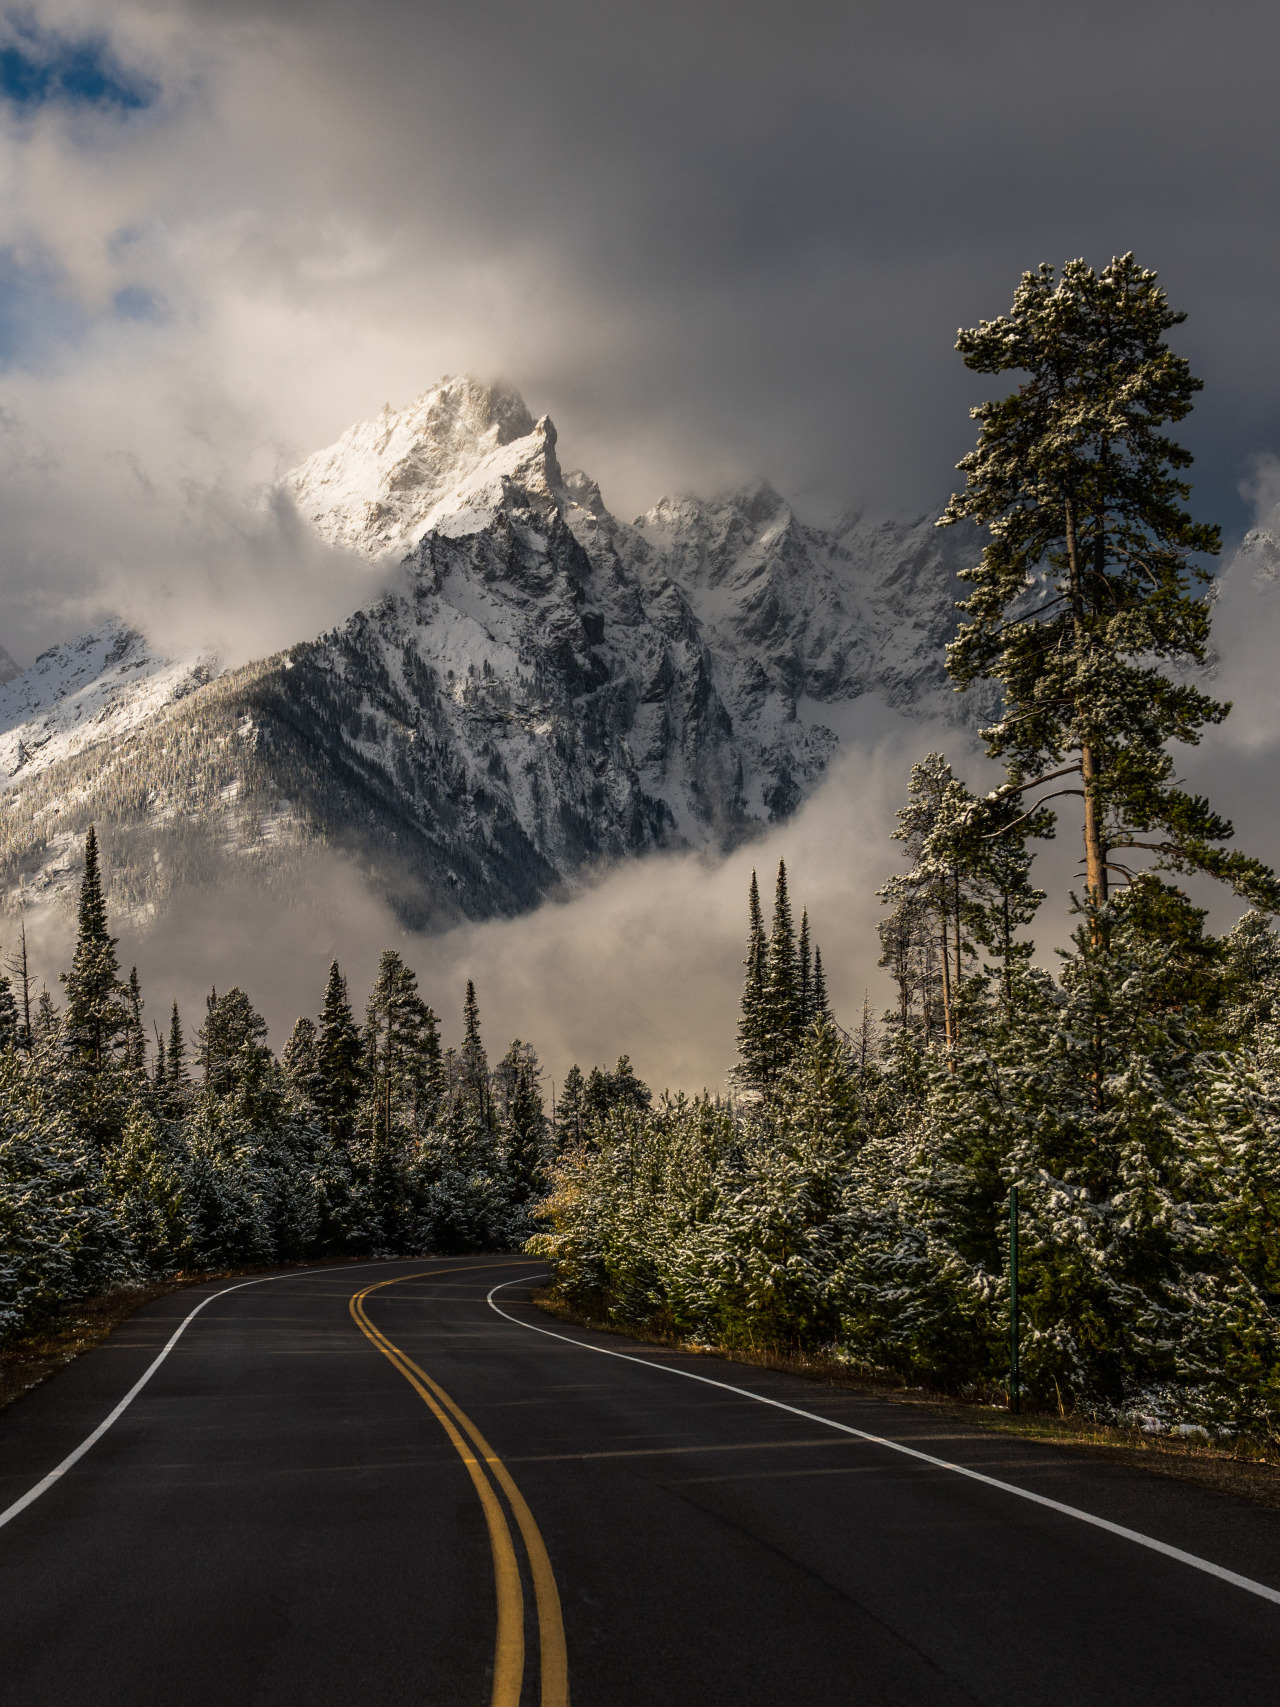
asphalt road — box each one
[3,1255,1280,1706]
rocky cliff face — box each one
[0,376,983,928]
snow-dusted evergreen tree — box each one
[363,951,443,1140]
[702,1016,862,1349]
[812,946,830,1023]
[761,861,800,1084]
[734,870,769,1095]
[556,1063,587,1151]
[282,1016,322,1107]
[458,979,490,1124]
[57,827,136,1146]
[797,909,814,1029]
[495,1039,547,1204]
[197,988,274,1110]
[942,253,1278,922]
[167,1001,187,1088]
[102,1105,189,1275]
[316,960,364,1143]
[0,1049,128,1337]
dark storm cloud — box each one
[175,0,1280,533]
[5,0,1279,667]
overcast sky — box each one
[6,0,1280,1082]
[3,0,1280,659]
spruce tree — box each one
[608,1056,652,1112]
[364,951,443,1139]
[761,861,800,1080]
[735,870,769,1094]
[797,909,814,1030]
[61,826,129,1073]
[316,960,365,1144]
[167,1001,187,1087]
[459,980,490,1124]
[941,254,1279,920]
[557,1064,587,1150]
[124,968,147,1076]
[813,947,830,1023]
[495,1039,547,1204]
[283,1016,322,1105]
[197,987,273,1102]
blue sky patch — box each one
[0,15,156,112]
[112,285,165,324]
[0,251,88,367]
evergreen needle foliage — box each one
[940,254,1279,913]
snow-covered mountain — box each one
[0,376,982,928]
[0,647,19,687]
[0,622,216,790]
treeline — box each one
[532,851,1280,1434]
[530,256,1280,1439]
[0,825,641,1343]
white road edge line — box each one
[488,1275,1280,1609]
[0,1259,403,1533]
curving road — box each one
[2,1256,1280,1705]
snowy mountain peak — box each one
[0,618,216,791]
[281,374,565,560]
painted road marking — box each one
[488,1275,1280,1610]
[352,1270,569,1707]
[0,1257,410,1534]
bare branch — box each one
[983,788,1085,838]
[983,762,1083,806]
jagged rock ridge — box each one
[0,376,981,928]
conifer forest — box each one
[10,257,1280,1444]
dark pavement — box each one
[2,1255,1279,1705]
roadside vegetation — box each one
[532,257,1280,1450]
[0,819,561,1347]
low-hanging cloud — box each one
[10,700,971,1094]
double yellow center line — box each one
[349,1267,568,1707]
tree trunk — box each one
[938,904,954,1053]
[1064,494,1108,922]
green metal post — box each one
[1009,1184,1020,1414]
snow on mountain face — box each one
[0,377,981,928]
[283,375,550,558]
[0,621,218,791]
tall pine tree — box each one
[761,860,800,1082]
[317,960,365,1144]
[941,254,1279,923]
[459,979,490,1124]
[61,827,129,1074]
[734,870,770,1095]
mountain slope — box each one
[0,377,981,929]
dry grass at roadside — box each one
[532,1290,1280,1511]
[0,1281,192,1414]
